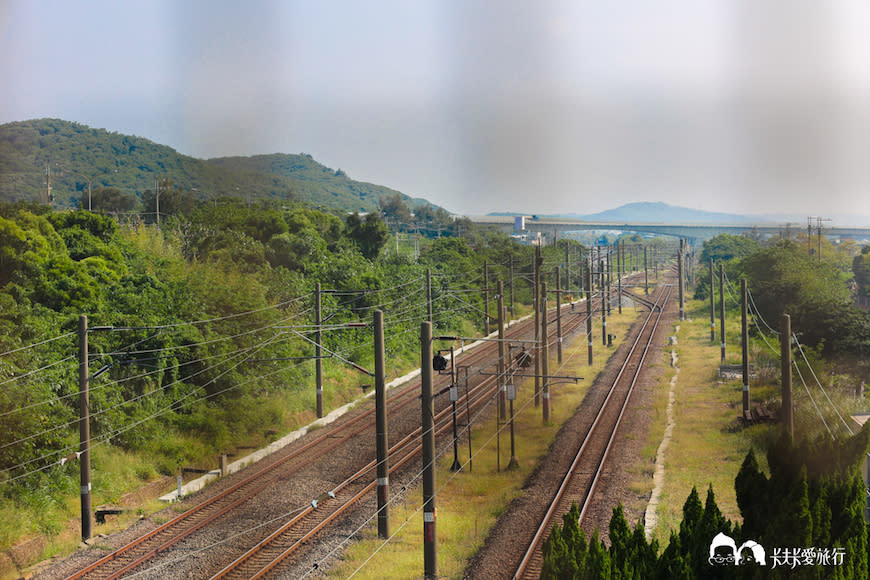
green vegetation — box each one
[0,119,430,213]
[543,426,870,579]
[0,193,605,571]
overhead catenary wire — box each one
[0,332,290,478]
[793,337,854,436]
[1,334,294,485]
[332,299,594,578]
[792,357,836,439]
[0,331,76,358]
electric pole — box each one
[315,282,323,418]
[586,258,593,365]
[677,246,685,321]
[426,268,432,323]
[741,278,750,416]
[644,245,649,296]
[541,281,550,422]
[78,315,92,541]
[421,321,437,579]
[374,310,389,538]
[509,257,515,315]
[483,260,490,335]
[781,314,793,437]
[555,268,563,364]
[617,244,622,314]
[709,258,715,342]
[497,280,506,421]
[534,246,542,407]
[602,260,607,346]
[719,262,726,363]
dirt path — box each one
[644,326,680,539]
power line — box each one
[0,331,76,358]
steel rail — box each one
[514,280,673,579]
[66,269,642,579]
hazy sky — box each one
[2,1,869,218]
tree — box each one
[700,233,760,264]
[853,246,870,302]
[739,239,860,353]
[379,193,412,227]
[142,178,196,221]
[344,212,389,259]
[82,187,138,214]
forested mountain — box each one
[0,118,427,212]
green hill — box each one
[0,118,425,212]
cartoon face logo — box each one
[709,532,737,565]
[709,533,767,566]
[738,540,766,566]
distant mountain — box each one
[0,118,428,212]
[574,202,759,224]
[490,202,759,224]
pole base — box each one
[450,460,462,472]
[507,457,519,470]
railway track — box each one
[63,270,643,579]
[513,279,673,579]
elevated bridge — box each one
[468,216,870,245]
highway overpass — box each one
[468,215,870,245]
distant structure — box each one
[510,215,543,245]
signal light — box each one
[433,354,448,371]
[515,349,532,368]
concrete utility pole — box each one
[374,310,389,538]
[420,321,437,579]
[78,315,92,541]
[509,257,515,316]
[541,281,550,422]
[741,278,750,416]
[483,260,490,336]
[497,281,506,421]
[719,263,726,363]
[534,246,542,407]
[565,245,571,299]
[586,259,593,365]
[606,248,611,316]
[677,247,685,321]
[155,177,161,229]
[709,258,716,343]
[601,260,607,346]
[426,268,432,323]
[644,245,649,296]
[781,314,793,437]
[617,245,622,314]
[44,163,52,204]
[555,268,563,364]
[315,282,323,418]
